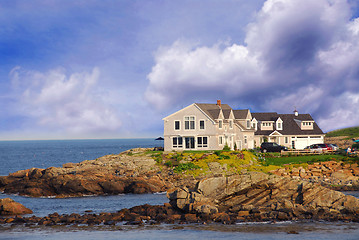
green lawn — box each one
[326,126,359,139]
[264,154,347,166]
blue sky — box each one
[1,0,359,140]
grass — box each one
[147,149,359,176]
[264,154,347,166]
[326,126,359,139]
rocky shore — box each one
[1,148,358,198]
[1,148,359,226]
[1,172,359,226]
[0,148,196,198]
[269,161,359,190]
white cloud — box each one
[10,67,122,135]
[145,40,263,110]
[318,92,359,131]
[145,0,359,131]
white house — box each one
[163,101,325,151]
[162,100,254,151]
[251,110,325,149]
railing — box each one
[280,149,337,156]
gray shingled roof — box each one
[251,112,278,121]
[195,103,232,120]
[233,109,249,119]
[252,112,323,135]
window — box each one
[219,120,223,129]
[244,136,247,144]
[277,122,282,129]
[219,136,224,145]
[247,120,250,129]
[172,137,183,148]
[174,121,180,130]
[200,120,205,130]
[285,137,288,144]
[229,120,233,129]
[185,116,195,130]
[197,137,208,148]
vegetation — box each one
[263,154,346,166]
[148,148,359,177]
[326,126,359,139]
[174,163,200,173]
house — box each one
[162,100,254,151]
[163,101,325,151]
[251,110,325,149]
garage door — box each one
[294,137,310,149]
[293,137,323,149]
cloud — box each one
[145,40,263,110]
[145,0,359,132]
[10,67,122,136]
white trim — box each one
[194,104,216,124]
[269,130,283,136]
[199,119,205,130]
[184,115,196,130]
[162,103,195,120]
[174,120,180,131]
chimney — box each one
[217,100,221,107]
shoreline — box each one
[1,203,358,228]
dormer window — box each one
[229,120,233,129]
[261,122,274,130]
[276,118,283,130]
[252,119,258,131]
[246,120,250,129]
[219,120,223,129]
[301,121,314,130]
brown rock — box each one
[0,198,33,216]
[167,172,359,222]
[183,213,198,222]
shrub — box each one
[152,153,162,164]
[223,144,231,151]
[165,160,173,167]
[173,163,200,173]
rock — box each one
[167,172,359,222]
[0,148,173,197]
[195,204,218,215]
[0,198,33,216]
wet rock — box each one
[0,198,33,216]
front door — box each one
[185,137,195,149]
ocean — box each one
[0,139,358,239]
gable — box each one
[163,103,215,123]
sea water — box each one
[0,139,358,239]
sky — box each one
[0,0,359,140]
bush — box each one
[352,143,359,149]
[223,144,231,151]
[165,160,173,167]
[152,153,162,164]
[173,163,200,173]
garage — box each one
[292,136,324,149]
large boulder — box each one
[0,198,33,216]
[167,172,359,221]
